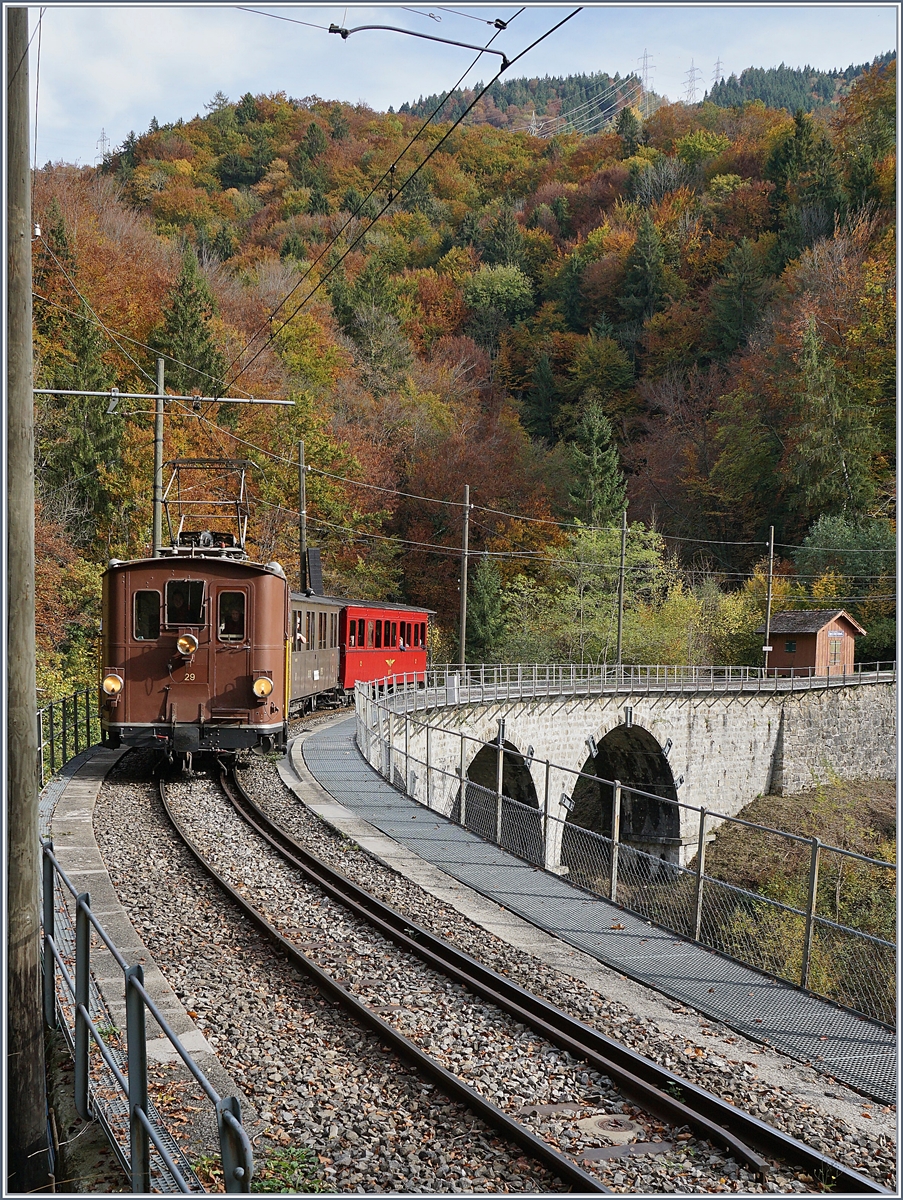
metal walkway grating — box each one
[303,718,896,1105]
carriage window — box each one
[390,621,397,647]
[306,611,315,651]
[383,620,391,646]
[165,580,205,626]
[331,613,338,647]
[420,622,426,648]
[294,610,307,651]
[134,591,160,640]
[218,592,246,641]
[318,612,327,650]
[375,620,382,649]
[367,620,374,648]
[358,619,365,646]
[348,620,356,647]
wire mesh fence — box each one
[358,677,897,1027]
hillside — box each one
[395,71,646,132]
[31,62,896,698]
[707,52,895,114]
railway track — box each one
[158,761,890,1195]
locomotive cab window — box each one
[134,591,161,640]
[165,580,205,626]
[218,592,246,641]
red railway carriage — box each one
[289,594,432,709]
[339,601,430,687]
[100,555,290,760]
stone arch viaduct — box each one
[365,666,896,869]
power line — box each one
[224,7,580,392]
[220,10,523,381]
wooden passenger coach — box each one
[340,602,429,687]
[289,593,432,712]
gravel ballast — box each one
[91,733,895,1194]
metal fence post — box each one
[125,964,151,1193]
[542,759,551,866]
[386,704,394,780]
[217,1096,253,1193]
[495,718,505,844]
[404,710,410,790]
[693,809,708,941]
[62,696,69,768]
[425,723,431,809]
[75,690,81,757]
[37,708,45,786]
[801,837,821,990]
[609,782,622,903]
[86,686,94,746]
[459,731,467,826]
[74,892,91,1120]
[42,843,56,1028]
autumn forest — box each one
[32,58,896,698]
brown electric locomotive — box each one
[100,546,290,765]
[99,458,433,762]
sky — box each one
[22,3,899,167]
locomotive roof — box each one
[105,555,284,576]
[290,592,435,615]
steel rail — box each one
[158,773,609,1195]
[222,762,891,1195]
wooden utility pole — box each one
[152,356,164,555]
[458,484,470,670]
[7,7,51,1190]
[298,440,307,592]
[616,508,627,666]
[763,524,775,674]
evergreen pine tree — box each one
[466,556,506,662]
[481,207,525,267]
[709,239,769,357]
[150,248,226,395]
[522,354,559,442]
[619,213,667,325]
[568,392,627,525]
[782,317,878,517]
[615,106,642,156]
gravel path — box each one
[91,742,895,1194]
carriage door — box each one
[213,589,251,711]
[164,579,210,722]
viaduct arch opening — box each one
[562,725,680,874]
[453,740,542,863]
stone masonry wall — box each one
[374,679,895,864]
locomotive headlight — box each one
[177,633,199,656]
[252,676,274,699]
[101,673,124,696]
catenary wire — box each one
[236,7,333,31]
[221,7,525,381]
[224,7,578,391]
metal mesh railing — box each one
[43,839,254,1193]
[38,688,100,785]
[357,677,897,1027]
